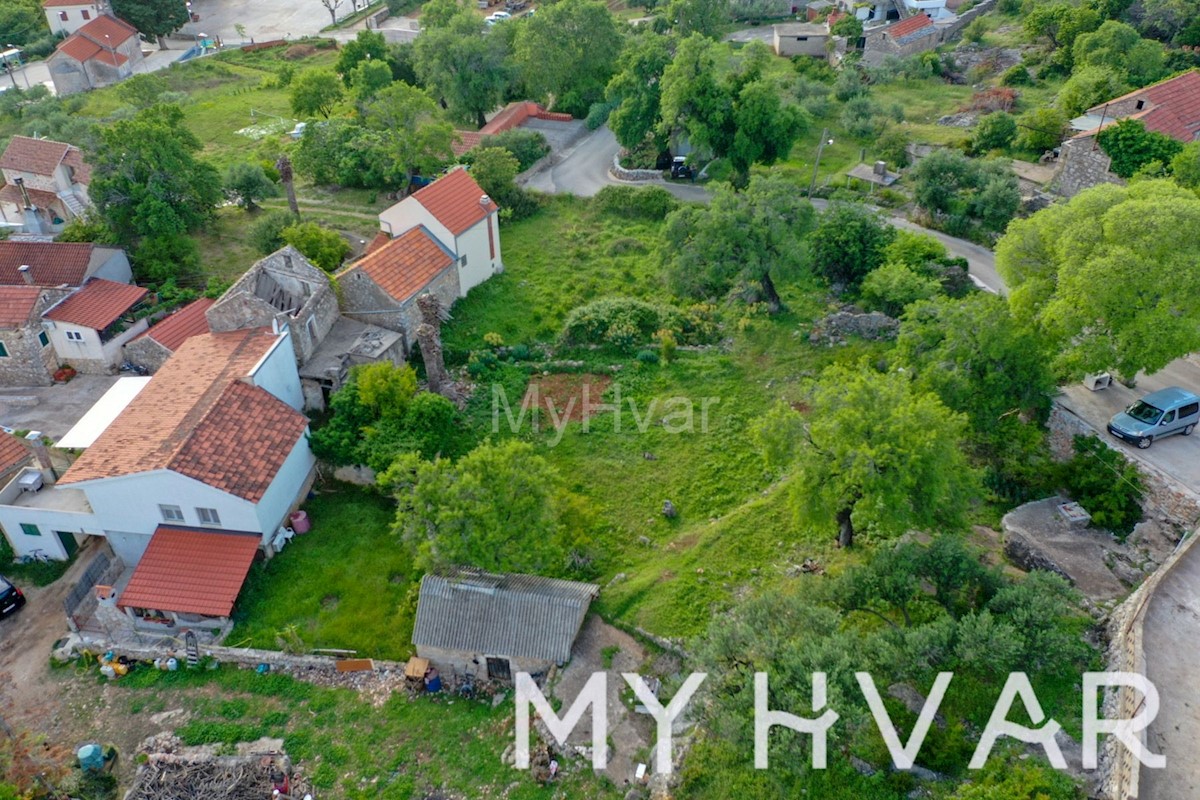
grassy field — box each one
[106,664,622,800]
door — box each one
[486,657,511,681]
[55,531,79,559]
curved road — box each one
[523,125,1006,294]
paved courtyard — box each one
[179,0,336,42]
[0,375,118,441]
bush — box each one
[840,95,886,138]
[1059,435,1144,538]
[636,349,660,364]
[481,128,552,171]
[1000,65,1033,86]
[593,185,679,220]
[972,111,1017,153]
[860,261,942,317]
[280,222,352,272]
[586,100,616,130]
[560,297,718,353]
[250,210,301,255]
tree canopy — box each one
[756,362,976,547]
[280,222,352,272]
[364,82,457,185]
[335,30,390,86]
[89,104,221,244]
[290,69,345,119]
[388,440,595,576]
[223,162,276,210]
[111,0,189,41]
[605,30,674,150]
[995,180,1200,379]
[808,202,895,290]
[413,12,510,127]
[663,175,816,311]
[910,149,1020,232]
[514,0,623,116]
[1071,20,1165,87]
[1096,117,1184,178]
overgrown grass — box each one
[231,487,416,661]
[114,665,622,799]
[0,535,73,586]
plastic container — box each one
[166,658,178,671]
[77,744,105,771]
[100,665,116,680]
[289,510,311,534]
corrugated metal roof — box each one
[413,569,598,663]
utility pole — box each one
[808,128,834,197]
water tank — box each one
[289,510,311,534]
[77,744,105,771]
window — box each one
[797,36,809,40]
[1180,403,1199,418]
[1135,100,1145,110]
[1162,410,1176,424]
[305,317,317,340]
[38,331,49,348]
[20,523,40,537]
[59,10,68,20]
[159,504,184,523]
[459,255,468,267]
[81,8,90,18]
[196,507,221,526]
[0,342,7,358]
[65,330,84,342]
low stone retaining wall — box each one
[610,153,663,182]
[87,639,408,675]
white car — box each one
[486,11,512,23]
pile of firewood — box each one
[126,753,310,800]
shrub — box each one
[860,262,942,317]
[249,210,300,255]
[560,297,717,353]
[636,349,660,364]
[280,222,352,272]
[1000,65,1033,86]
[593,185,679,220]
[586,100,616,130]
[972,111,1017,152]
[481,128,552,171]
[840,95,885,138]
[1059,435,1144,538]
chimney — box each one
[480,194,490,207]
[13,177,31,209]
[17,264,33,285]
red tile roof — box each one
[346,226,454,304]
[77,13,138,44]
[410,168,497,237]
[54,14,137,66]
[43,0,95,7]
[0,434,31,477]
[888,12,934,38]
[169,378,310,503]
[58,328,295,497]
[0,135,71,176]
[364,230,391,255]
[1090,70,1200,143]
[44,278,146,330]
[451,130,484,157]
[118,527,260,617]
[0,241,103,287]
[140,297,213,352]
[0,285,42,327]
[61,148,91,184]
[0,183,60,209]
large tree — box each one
[513,0,623,116]
[413,12,510,128]
[89,104,221,243]
[388,440,595,576]
[290,69,345,119]
[1071,20,1165,87]
[335,29,389,86]
[605,30,673,151]
[756,362,976,548]
[111,0,189,45]
[663,175,815,311]
[1096,117,1183,178]
[666,0,728,38]
[808,202,895,290]
[364,82,456,187]
[995,180,1200,379]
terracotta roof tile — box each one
[140,297,213,352]
[0,285,41,327]
[364,230,391,255]
[169,379,309,503]
[57,35,104,63]
[44,0,96,6]
[0,241,102,287]
[888,12,934,39]
[44,278,146,330]
[0,183,61,209]
[0,135,70,176]
[0,434,31,476]
[451,130,484,157]
[117,527,260,617]
[410,168,497,237]
[60,148,91,184]
[58,329,289,495]
[345,226,454,304]
[77,14,138,44]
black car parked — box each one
[0,575,26,619]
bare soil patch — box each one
[522,373,613,425]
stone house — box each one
[0,241,130,288]
[47,15,144,97]
[1057,70,1200,197]
[0,285,70,386]
[122,297,214,373]
[42,278,148,374]
[206,246,403,409]
[0,434,32,488]
[773,22,833,57]
[375,167,503,297]
[337,226,457,356]
[412,569,599,682]
[43,0,108,36]
[863,12,942,60]
[0,136,93,235]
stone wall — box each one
[1048,403,1200,526]
[1055,135,1124,198]
[121,335,171,374]
[610,153,662,182]
[339,266,460,356]
[417,644,552,682]
[0,327,55,386]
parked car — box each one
[670,156,693,180]
[0,575,26,619]
[486,11,512,23]
[1107,386,1200,449]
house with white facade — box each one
[42,278,148,374]
[0,327,316,630]
[376,167,503,297]
[339,169,503,353]
[0,136,93,235]
[43,0,108,36]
